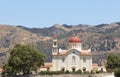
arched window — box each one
[83,56,86,62]
[47,67,50,71]
[72,56,76,63]
[54,42,57,46]
[62,57,65,62]
[72,67,76,72]
[61,67,65,72]
[83,67,86,72]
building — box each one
[40,34,92,72]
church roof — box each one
[41,62,52,68]
[52,49,91,56]
[92,63,98,70]
[0,68,3,72]
[80,51,92,56]
[69,36,81,43]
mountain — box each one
[17,22,120,52]
[0,24,51,67]
[1,22,120,67]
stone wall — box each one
[0,73,114,77]
[37,74,100,77]
[0,74,102,77]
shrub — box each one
[65,70,70,74]
[114,68,120,77]
[39,71,51,75]
[76,69,82,74]
[83,71,89,74]
[90,70,96,74]
[39,71,65,75]
[96,70,101,74]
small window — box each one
[62,57,65,62]
[47,67,50,71]
[61,67,65,72]
[72,56,76,63]
[72,67,76,72]
[83,67,86,72]
[83,56,86,62]
[54,42,57,46]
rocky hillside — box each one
[1,22,120,67]
[0,24,51,67]
[17,22,120,66]
[18,22,120,52]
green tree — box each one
[106,53,120,72]
[2,44,45,75]
[114,68,120,77]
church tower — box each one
[52,34,58,54]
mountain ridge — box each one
[1,22,120,66]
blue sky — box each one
[0,0,120,28]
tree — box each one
[2,44,45,75]
[106,53,120,72]
[114,68,120,77]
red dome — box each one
[69,36,81,43]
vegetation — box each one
[2,44,45,75]
[39,70,83,75]
[114,68,120,77]
[105,53,120,77]
[106,53,120,72]
[1,23,120,66]
[75,69,82,74]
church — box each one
[40,34,92,72]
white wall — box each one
[80,56,92,72]
[52,49,92,72]
[66,50,80,71]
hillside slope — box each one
[0,24,51,67]
[1,22,120,67]
[17,22,120,66]
[18,22,120,53]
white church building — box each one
[40,34,93,72]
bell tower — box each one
[52,34,58,54]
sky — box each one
[0,0,120,28]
